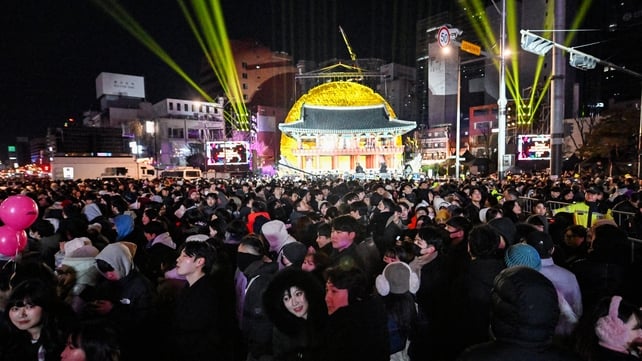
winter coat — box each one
[93,243,157,360]
[241,260,279,358]
[458,267,580,361]
[171,274,226,361]
[262,268,328,361]
[449,257,505,356]
[321,295,390,361]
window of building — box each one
[242,62,247,69]
[169,102,174,111]
[242,73,248,79]
[187,128,200,139]
[183,103,188,112]
[168,128,184,139]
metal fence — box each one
[519,197,642,264]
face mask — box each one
[412,243,424,257]
[237,253,262,272]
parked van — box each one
[159,167,202,181]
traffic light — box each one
[569,52,598,70]
[520,31,554,56]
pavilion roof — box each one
[279,104,416,137]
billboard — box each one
[517,134,551,160]
[95,72,145,99]
[206,141,249,166]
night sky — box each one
[1,1,640,161]
[1,0,458,160]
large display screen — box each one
[517,134,551,160]
[206,141,249,165]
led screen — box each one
[517,134,551,160]
[206,141,249,165]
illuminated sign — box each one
[517,134,551,160]
[206,141,249,165]
[461,40,481,56]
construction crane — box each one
[338,25,362,80]
[339,25,357,62]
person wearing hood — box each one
[263,268,328,361]
[89,242,156,361]
[458,267,580,361]
[262,219,298,269]
[57,243,100,315]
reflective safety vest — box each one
[553,202,612,228]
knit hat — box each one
[504,243,541,270]
[262,220,296,252]
[375,261,420,296]
[281,242,307,268]
[488,217,517,246]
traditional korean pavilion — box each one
[278,81,416,174]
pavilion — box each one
[278,81,416,175]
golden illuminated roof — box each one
[284,81,397,124]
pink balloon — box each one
[17,229,27,251]
[0,195,39,230]
[0,225,21,257]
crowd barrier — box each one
[519,197,642,264]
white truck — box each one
[50,156,157,180]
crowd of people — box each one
[1,171,642,361]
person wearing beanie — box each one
[504,243,542,271]
[488,217,518,248]
[459,267,579,361]
[526,231,583,337]
[375,262,419,359]
[281,241,308,269]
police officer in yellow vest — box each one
[553,185,613,227]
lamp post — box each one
[497,0,507,179]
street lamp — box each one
[497,0,507,179]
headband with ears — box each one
[375,261,420,296]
